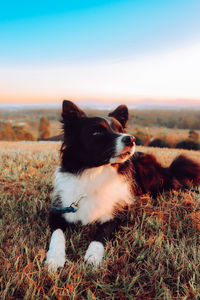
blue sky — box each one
[0,0,200,104]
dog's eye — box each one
[92,131,103,136]
[92,127,105,136]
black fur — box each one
[60,101,129,174]
[47,100,200,267]
[49,212,68,233]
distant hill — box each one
[1,99,200,110]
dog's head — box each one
[61,100,135,173]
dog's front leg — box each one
[46,228,66,272]
[84,218,120,267]
[45,212,68,272]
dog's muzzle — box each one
[110,134,136,163]
[121,135,135,147]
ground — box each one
[0,142,200,299]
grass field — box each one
[0,142,200,299]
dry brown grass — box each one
[0,141,60,153]
[0,142,200,299]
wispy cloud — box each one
[1,43,200,103]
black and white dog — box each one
[45,100,200,271]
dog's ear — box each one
[62,100,86,121]
[108,105,129,128]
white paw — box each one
[45,229,66,272]
[84,241,104,267]
[45,250,65,272]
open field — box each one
[1,108,200,144]
[0,142,200,299]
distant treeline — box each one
[80,109,200,130]
[0,109,60,122]
[0,108,200,130]
[128,110,200,130]
[0,121,35,141]
[0,116,50,141]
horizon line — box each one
[1,99,200,110]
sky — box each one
[0,0,200,106]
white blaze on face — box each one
[110,134,135,164]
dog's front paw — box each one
[45,250,65,272]
[45,229,66,272]
[84,241,104,267]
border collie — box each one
[45,100,200,271]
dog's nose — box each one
[122,135,135,146]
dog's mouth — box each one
[114,150,131,159]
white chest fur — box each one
[52,165,133,225]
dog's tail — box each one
[168,155,200,189]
